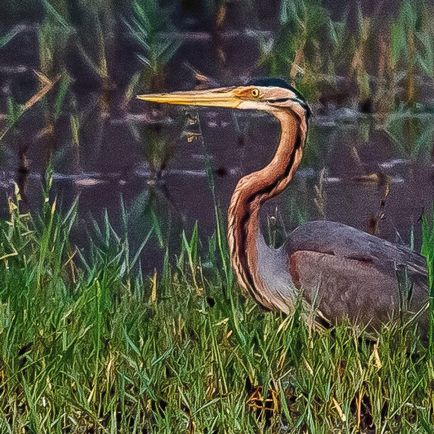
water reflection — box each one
[0,105,433,271]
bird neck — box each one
[227,110,307,311]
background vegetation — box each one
[0,0,433,432]
[0,185,432,432]
[0,0,434,112]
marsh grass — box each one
[129,121,177,180]
[421,212,434,354]
[3,0,434,114]
[125,0,180,92]
[261,0,434,111]
[0,180,432,433]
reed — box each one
[3,0,434,113]
[125,0,180,92]
[390,0,434,107]
[0,181,431,432]
[258,0,434,112]
[259,0,341,102]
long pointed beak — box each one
[137,87,241,109]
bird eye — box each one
[251,88,260,98]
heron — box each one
[137,78,430,339]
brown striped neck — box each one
[227,109,308,311]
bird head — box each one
[137,78,311,120]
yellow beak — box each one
[136,87,241,109]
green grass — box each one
[3,0,433,113]
[260,0,434,110]
[422,211,434,354]
[125,0,180,92]
[0,184,432,433]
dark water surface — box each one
[0,4,433,271]
[1,104,433,271]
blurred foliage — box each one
[125,0,181,91]
[382,110,434,161]
[389,0,434,105]
[0,178,431,432]
[1,0,433,111]
[259,0,434,110]
[259,0,343,101]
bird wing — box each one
[286,220,427,275]
[284,220,429,333]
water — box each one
[0,101,432,272]
[0,15,433,271]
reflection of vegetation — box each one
[125,0,180,92]
[2,96,31,200]
[0,72,58,143]
[299,124,331,170]
[38,76,71,166]
[382,112,434,160]
[130,122,176,180]
[0,181,431,432]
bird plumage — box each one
[286,220,429,334]
[137,79,430,341]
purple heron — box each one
[138,78,429,338]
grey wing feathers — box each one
[284,220,429,335]
[286,220,428,275]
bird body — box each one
[138,78,430,339]
[287,220,428,331]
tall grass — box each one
[0,184,432,432]
[125,0,180,92]
[421,212,434,354]
[260,0,434,110]
[259,0,342,102]
[3,0,434,113]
